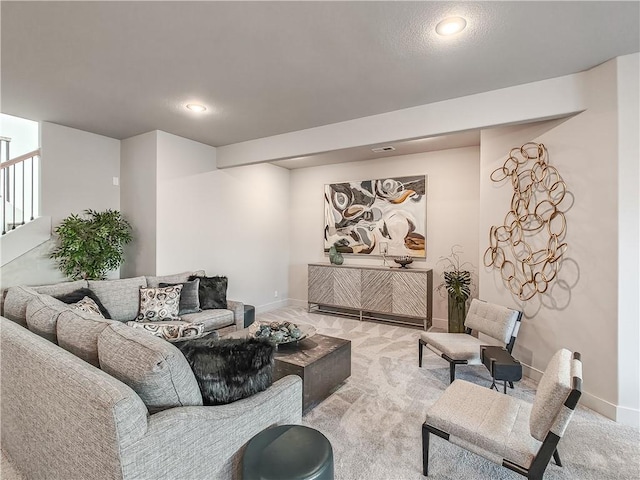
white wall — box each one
[121,131,158,278]
[479,59,623,420]
[124,131,291,311]
[616,53,640,427]
[0,113,38,158]
[1,122,120,286]
[288,146,480,324]
[41,122,120,228]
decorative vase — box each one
[447,294,466,333]
[329,246,344,265]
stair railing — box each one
[1,138,40,235]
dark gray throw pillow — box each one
[176,337,274,405]
[188,275,228,310]
[54,288,111,319]
[159,279,201,315]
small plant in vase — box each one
[437,245,476,333]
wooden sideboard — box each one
[308,263,433,329]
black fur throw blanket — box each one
[176,337,275,405]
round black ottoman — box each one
[242,425,334,480]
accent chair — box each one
[418,299,523,383]
[422,348,583,480]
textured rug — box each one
[259,306,640,480]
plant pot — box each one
[447,294,466,333]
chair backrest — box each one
[529,349,583,442]
[464,299,522,347]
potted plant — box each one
[437,245,475,333]
[50,209,132,280]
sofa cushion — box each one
[146,270,206,288]
[56,309,116,367]
[33,279,89,295]
[189,275,228,310]
[126,320,207,341]
[181,309,234,332]
[54,288,111,318]
[98,323,203,412]
[3,280,87,327]
[137,285,183,321]
[88,276,147,321]
[159,279,201,315]
[25,294,69,343]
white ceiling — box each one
[1,1,639,161]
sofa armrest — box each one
[122,375,302,479]
[227,299,244,329]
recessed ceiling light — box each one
[435,17,467,36]
[185,103,207,112]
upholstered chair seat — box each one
[419,299,523,383]
[425,380,541,468]
[420,333,487,365]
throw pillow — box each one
[126,321,209,341]
[71,296,105,318]
[188,275,228,310]
[137,285,183,322]
[54,288,111,318]
[159,279,201,315]
[176,337,274,405]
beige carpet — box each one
[2,306,639,479]
[260,306,640,480]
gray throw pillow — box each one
[188,275,228,310]
[159,279,201,315]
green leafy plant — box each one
[437,245,476,333]
[436,245,475,302]
[50,209,132,280]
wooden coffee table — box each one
[225,328,351,412]
[274,333,351,412]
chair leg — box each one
[449,362,456,383]
[508,381,514,389]
[422,424,430,476]
[419,340,423,367]
[553,448,562,467]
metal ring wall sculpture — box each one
[484,143,568,301]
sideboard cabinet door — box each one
[361,269,392,313]
[308,265,334,305]
[333,268,361,309]
[391,271,427,318]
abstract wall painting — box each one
[324,175,427,258]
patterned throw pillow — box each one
[137,285,183,321]
[71,296,105,318]
[126,321,207,341]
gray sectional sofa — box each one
[3,270,245,339]
[0,272,304,479]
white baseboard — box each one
[616,405,640,428]
[287,298,308,309]
[523,363,640,427]
[255,299,290,314]
[431,317,447,331]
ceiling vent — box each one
[371,146,395,153]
